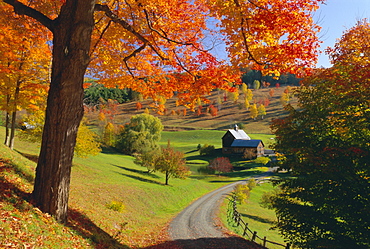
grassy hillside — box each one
[85,86,297,134]
[0,127,277,248]
[0,86,291,248]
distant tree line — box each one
[241,69,302,88]
[83,81,135,105]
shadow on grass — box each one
[241,213,274,225]
[185,149,198,154]
[67,208,130,249]
[1,156,35,183]
[112,164,161,179]
[15,150,39,164]
[114,171,164,185]
[141,237,265,249]
[100,146,124,155]
[0,161,129,249]
[221,170,265,179]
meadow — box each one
[0,87,291,248]
[0,127,284,248]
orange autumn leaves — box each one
[89,0,240,109]
[88,0,324,109]
[0,3,51,114]
[1,0,325,111]
[208,0,324,76]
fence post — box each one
[242,223,249,236]
[263,236,267,247]
[286,243,290,249]
[237,213,241,226]
[251,231,257,242]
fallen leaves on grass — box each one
[0,158,90,248]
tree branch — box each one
[94,4,168,63]
[233,0,276,65]
[142,9,209,53]
[3,0,55,32]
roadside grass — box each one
[220,182,286,249]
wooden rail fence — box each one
[228,196,291,249]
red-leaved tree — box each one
[208,157,233,176]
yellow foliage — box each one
[233,183,250,204]
[250,103,258,119]
[75,122,101,158]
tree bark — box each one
[4,92,11,146]
[4,110,10,147]
[9,111,17,150]
[165,171,169,185]
[32,0,95,223]
[9,79,22,150]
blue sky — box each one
[315,0,370,67]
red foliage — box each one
[209,105,218,116]
[209,157,233,175]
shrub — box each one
[254,156,271,165]
[106,200,125,212]
[199,144,215,156]
[233,183,250,204]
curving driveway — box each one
[168,170,275,249]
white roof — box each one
[228,129,251,140]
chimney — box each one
[234,124,238,131]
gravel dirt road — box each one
[167,170,275,249]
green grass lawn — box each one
[0,126,282,248]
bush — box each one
[199,144,215,156]
[233,183,250,204]
[106,200,125,212]
[254,156,271,165]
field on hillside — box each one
[0,126,283,248]
[0,87,291,248]
[84,86,297,134]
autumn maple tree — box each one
[2,0,324,222]
[0,5,50,149]
[269,20,370,248]
[155,141,190,185]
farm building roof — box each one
[227,129,251,140]
[230,139,263,148]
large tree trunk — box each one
[32,0,95,223]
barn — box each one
[222,125,264,158]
